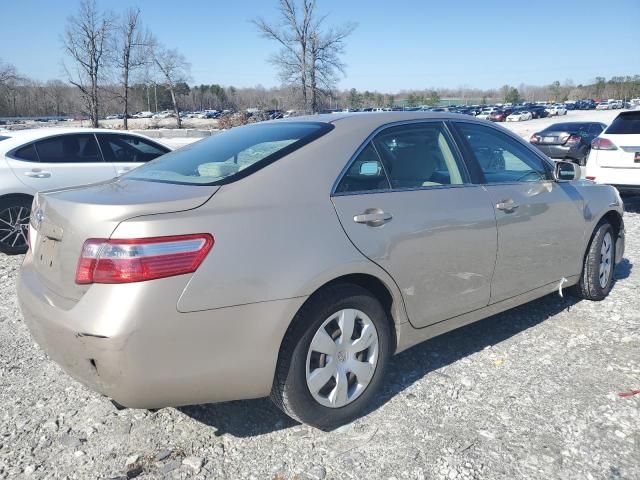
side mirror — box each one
[359,161,381,176]
[554,160,581,181]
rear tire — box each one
[271,284,392,430]
[570,220,616,300]
[0,197,31,255]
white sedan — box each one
[546,105,568,116]
[475,110,494,120]
[506,111,533,122]
[0,128,171,254]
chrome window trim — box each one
[332,183,479,197]
[330,119,473,197]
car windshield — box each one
[606,112,640,134]
[0,135,10,141]
[125,121,331,185]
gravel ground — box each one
[1,198,639,480]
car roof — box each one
[276,111,488,131]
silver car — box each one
[18,113,625,429]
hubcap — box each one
[305,308,379,408]
[599,232,613,288]
[0,206,30,250]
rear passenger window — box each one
[335,144,390,193]
[14,144,39,162]
[373,123,465,189]
[98,134,169,163]
[456,122,551,183]
[35,135,102,163]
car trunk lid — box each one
[29,178,217,302]
[536,130,578,145]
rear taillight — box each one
[586,176,596,181]
[75,234,214,284]
[530,135,540,144]
[591,137,617,150]
[565,135,581,146]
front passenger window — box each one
[456,122,551,183]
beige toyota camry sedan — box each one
[18,113,625,429]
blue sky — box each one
[3,0,639,92]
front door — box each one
[332,121,497,328]
[453,121,586,303]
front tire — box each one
[0,197,31,255]
[571,220,616,300]
[271,284,392,430]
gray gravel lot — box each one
[1,198,639,480]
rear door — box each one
[96,133,170,176]
[332,121,497,328]
[595,112,640,169]
[6,133,115,191]
[452,121,585,303]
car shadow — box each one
[622,193,640,213]
[179,273,636,437]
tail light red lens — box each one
[565,135,581,146]
[530,135,540,144]
[591,137,617,150]
[75,234,214,284]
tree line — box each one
[1,0,639,126]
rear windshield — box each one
[0,135,10,141]
[126,121,332,185]
[606,112,640,134]
[543,123,590,133]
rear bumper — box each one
[18,251,305,408]
[585,164,640,193]
[534,145,586,162]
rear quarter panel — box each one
[573,181,624,258]
[110,125,409,324]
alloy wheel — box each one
[0,206,30,251]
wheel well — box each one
[0,193,33,206]
[307,274,398,352]
[601,210,623,236]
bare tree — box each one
[0,59,19,88]
[308,22,354,112]
[253,0,315,111]
[254,1,355,113]
[0,59,21,116]
[62,0,113,127]
[111,8,151,129]
[151,42,190,128]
